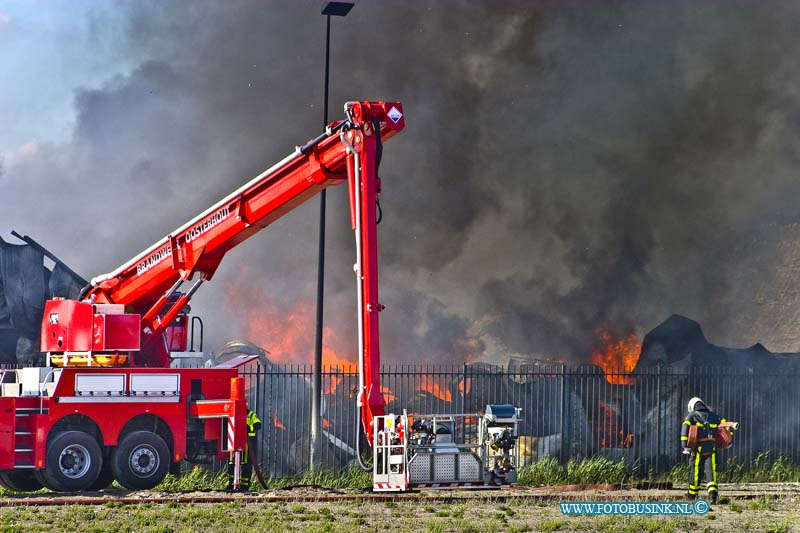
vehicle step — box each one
[14,431,32,436]
[14,448,33,453]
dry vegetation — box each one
[0,493,796,533]
[0,458,799,532]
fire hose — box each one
[249,436,269,490]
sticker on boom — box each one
[387,106,403,124]
[137,245,173,276]
[185,206,230,243]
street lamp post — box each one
[311,1,354,472]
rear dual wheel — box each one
[111,431,170,490]
[88,463,116,491]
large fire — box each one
[224,271,355,367]
[224,270,472,410]
[591,329,641,385]
[419,375,452,402]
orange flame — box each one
[273,407,285,430]
[591,329,640,385]
[381,386,396,403]
[419,375,452,402]
[594,400,635,448]
[457,378,472,395]
[325,375,342,394]
[224,270,355,367]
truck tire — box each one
[0,471,43,492]
[87,463,116,491]
[111,431,170,490]
[43,431,103,492]
[34,470,58,491]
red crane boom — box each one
[42,100,404,445]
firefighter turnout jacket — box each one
[247,410,262,437]
[681,409,726,455]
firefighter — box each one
[681,397,726,503]
[227,409,262,492]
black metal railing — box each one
[238,363,800,478]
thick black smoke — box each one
[3,1,800,364]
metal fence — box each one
[238,364,799,477]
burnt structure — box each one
[0,237,83,365]
[242,315,800,477]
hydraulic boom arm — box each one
[42,101,403,444]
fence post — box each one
[255,363,262,468]
[462,362,467,414]
[748,367,754,468]
[655,365,662,474]
[559,364,569,464]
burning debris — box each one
[591,330,641,385]
[237,313,800,476]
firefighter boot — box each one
[709,490,718,505]
[236,462,253,493]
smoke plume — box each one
[4,1,800,364]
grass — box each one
[536,518,568,532]
[155,466,228,492]
[747,497,779,511]
[0,494,792,532]
[162,453,800,492]
[666,451,800,485]
[518,456,631,486]
[260,463,372,490]
[0,452,797,496]
[764,521,793,533]
[153,462,373,492]
[516,453,800,489]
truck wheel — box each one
[0,471,43,492]
[87,463,115,491]
[34,470,58,491]
[43,431,103,492]
[112,431,169,490]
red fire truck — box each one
[0,101,404,493]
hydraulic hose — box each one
[355,398,372,472]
